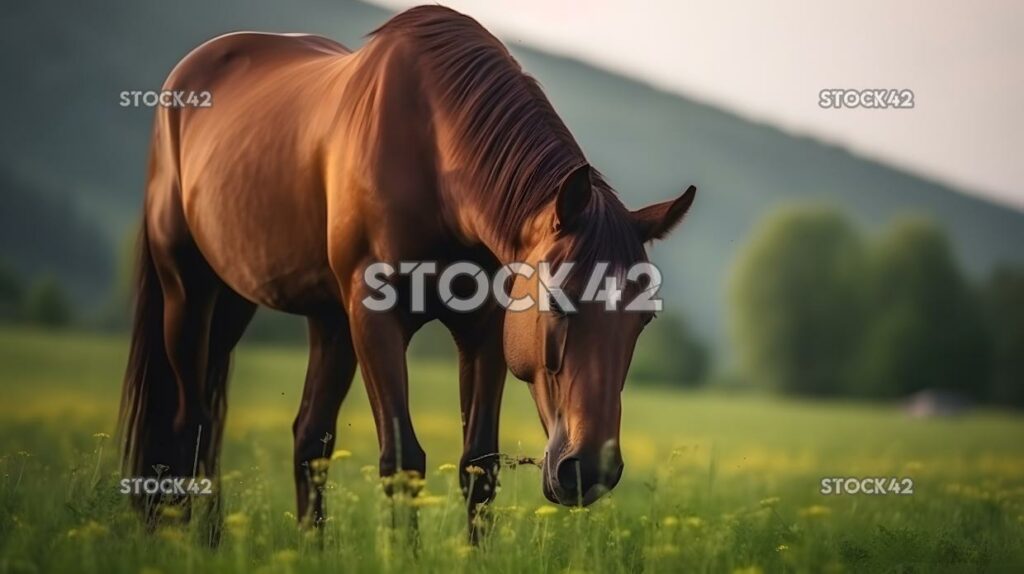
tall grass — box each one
[1,327,1023,572]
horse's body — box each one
[152,31,439,313]
[120,6,695,538]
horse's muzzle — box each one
[542,445,624,506]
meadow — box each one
[1,327,1023,573]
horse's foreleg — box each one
[293,312,357,528]
[347,280,427,483]
[451,311,507,544]
[346,279,426,548]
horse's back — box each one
[148,32,356,313]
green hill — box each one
[0,169,113,305]
[2,0,1022,348]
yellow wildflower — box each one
[225,512,248,529]
[534,505,558,517]
[799,505,832,518]
[273,549,299,563]
[412,495,445,508]
[158,505,184,519]
[67,520,108,539]
[646,544,681,557]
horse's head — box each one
[503,164,696,506]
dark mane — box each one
[371,6,645,270]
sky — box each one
[368,0,1024,211]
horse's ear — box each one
[553,164,592,232]
[631,185,697,242]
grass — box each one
[1,326,1023,572]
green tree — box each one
[856,217,988,398]
[0,260,24,322]
[23,277,73,328]
[99,227,141,330]
[984,266,1024,407]
[729,205,866,395]
[630,312,709,387]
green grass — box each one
[1,326,1023,573]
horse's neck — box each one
[435,165,550,266]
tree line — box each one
[730,205,1024,406]
[5,203,1021,405]
[0,262,73,327]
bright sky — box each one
[368,0,1024,211]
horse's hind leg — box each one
[293,311,357,527]
[152,242,219,480]
[191,288,255,542]
[150,235,250,544]
[205,287,257,475]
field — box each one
[1,327,1023,573]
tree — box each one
[98,227,141,330]
[984,266,1024,407]
[630,312,709,387]
[0,260,24,322]
[856,217,988,398]
[23,277,73,328]
[729,205,866,395]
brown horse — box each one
[118,5,695,538]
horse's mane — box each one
[371,6,645,272]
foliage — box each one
[0,170,114,306]
[21,276,73,328]
[984,265,1024,406]
[730,207,1007,403]
[729,205,866,395]
[0,260,23,322]
[856,217,989,398]
[630,312,709,387]
[97,228,140,330]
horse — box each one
[118,5,696,540]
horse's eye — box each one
[548,293,567,317]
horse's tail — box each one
[117,217,176,486]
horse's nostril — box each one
[551,452,624,505]
[555,456,582,498]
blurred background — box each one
[1,0,1022,407]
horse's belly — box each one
[186,185,341,314]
